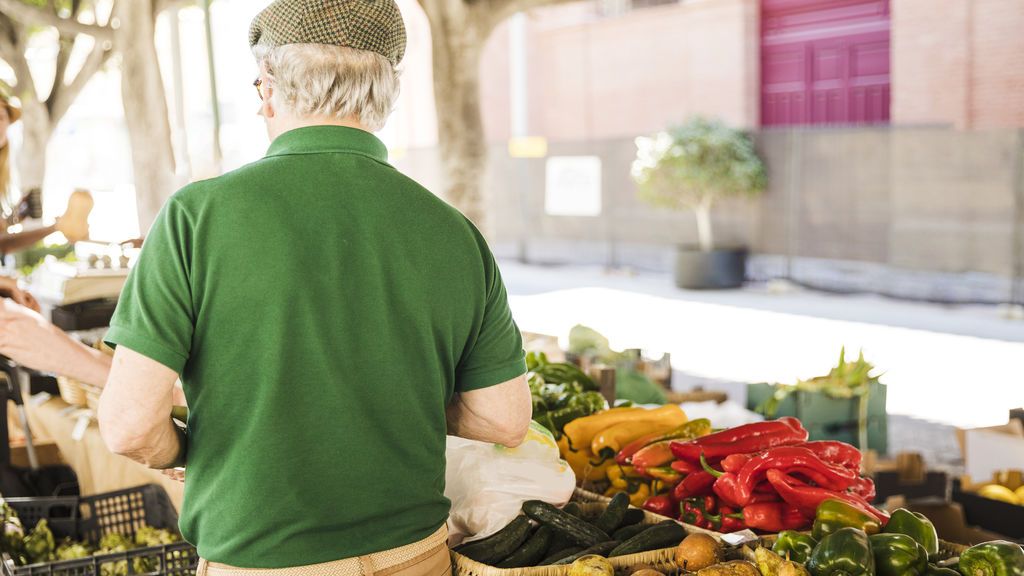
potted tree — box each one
[632,117,767,289]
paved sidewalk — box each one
[501,262,1024,431]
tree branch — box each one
[48,34,73,112]
[50,43,112,123]
[475,0,578,35]
[0,14,34,99]
[0,0,114,41]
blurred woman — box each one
[0,93,91,255]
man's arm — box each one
[447,373,531,447]
[98,346,183,469]
[0,299,112,386]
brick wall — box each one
[479,0,760,142]
[893,0,1024,128]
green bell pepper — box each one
[923,564,959,576]
[883,508,939,557]
[958,541,1024,576]
[869,533,928,576]
[807,527,876,576]
[813,499,883,540]
[773,530,818,564]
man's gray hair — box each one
[253,43,400,132]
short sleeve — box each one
[105,198,195,373]
[455,251,527,392]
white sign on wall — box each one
[544,156,603,217]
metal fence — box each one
[392,127,1024,305]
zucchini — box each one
[539,546,583,566]
[551,542,620,565]
[455,516,534,565]
[496,526,554,568]
[620,508,645,527]
[594,493,630,534]
[612,523,649,542]
[609,521,686,557]
[523,500,609,547]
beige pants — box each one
[196,526,451,576]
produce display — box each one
[556,402,710,503]
[529,352,609,439]
[967,471,1024,507]
[0,502,180,573]
[618,417,884,534]
[452,493,687,568]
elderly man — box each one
[96,1,531,574]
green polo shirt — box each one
[105,126,526,568]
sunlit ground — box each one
[502,261,1024,430]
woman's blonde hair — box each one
[253,43,400,132]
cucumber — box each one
[620,508,645,527]
[523,500,609,547]
[455,516,534,565]
[609,522,686,557]
[612,523,649,542]
[594,493,630,533]
[547,502,584,553]
[539,546,583,566]
[496,526,554,568]
[551,542,621,565]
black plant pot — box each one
[674,246,747,289]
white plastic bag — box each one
[445,421,576,546]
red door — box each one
[761,0,891,126]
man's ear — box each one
[262,87,276,119]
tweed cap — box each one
[249,0,407,66]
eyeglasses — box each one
[253,77,264,101]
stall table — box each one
[24,394,184,509]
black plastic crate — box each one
[952,480,1024,539]
[1,485,197,576]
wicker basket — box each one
[56,377,88,407]
[451,497,723,576]
[82,382,103,412]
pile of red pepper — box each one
[632,417,889,533]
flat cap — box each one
[249,0,407,66]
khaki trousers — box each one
[196,526,451,576]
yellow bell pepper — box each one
[628,483,652,507]
[557,436,612,482]
[590,417,686,461]
[564,405,687,454]
[607,465,629,489]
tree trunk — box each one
[423,0,489,232]
[14,98,50,191]
[694,196,714,252]
[115,0,176,234]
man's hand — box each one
[0,299,112,386]
[0,277,40,312]
[162,468,185,483]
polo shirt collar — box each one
[266,125,389,163]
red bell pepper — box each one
[643,494,677,518]
[671,459,701,475]
[733,446,859,506]
[766,469,889,525]
[722,452,756,473]
[673,470,716,501]
[717,506,748,533]
[670,418,808,463]
[850,476,876,501]
[799,440,862,471]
